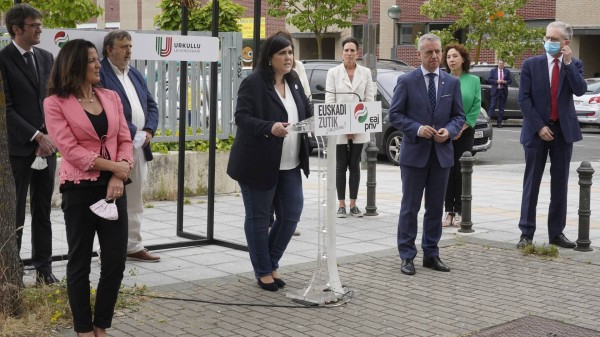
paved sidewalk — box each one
[19,158,600,336]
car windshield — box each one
[377,71,401,98]
[585,81,600,94]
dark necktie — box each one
[550,59,559,121]
[427,73,437,111]
[24,51,38,83]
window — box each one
[399,24,425,45]
[352,24,380,48]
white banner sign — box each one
[37,29,106,57]
[314,101,382,136]
[131,33,219,62]
[37,29,219,62]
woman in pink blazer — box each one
[44,39,133,337]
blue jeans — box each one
[239,167,303,278]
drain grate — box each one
[468,316,600,337]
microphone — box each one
[316,84,362,102]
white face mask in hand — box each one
[89,199,119,220]
[31,156,48,170]
[133,131,147,149]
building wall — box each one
[387,0,555,67]
[556,0,597,25]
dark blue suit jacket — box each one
[388,68,465,169]
[227,70,311,189]
[518,55,587,147]
[487,67,512,96]
[100,58,159,161]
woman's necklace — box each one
[78,91,95,103]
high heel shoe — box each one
[257,278,278,291]
[273,278,286,288]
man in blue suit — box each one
[487,60,512,128]
[100,30,161,262]
[517,21,587,249]
[389,34,465,275]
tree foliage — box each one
[154,0,244,32]
[0,0,103,28]
[420,0,544,65]
[267,0,368,59]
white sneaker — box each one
[452,213,463,227]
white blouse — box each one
[276,82,301,170]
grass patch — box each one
[0,277,149,337]
[144,203,154,208]
[184,198,191,205]
[519,242,559,258]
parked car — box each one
[575,78,600,125]
[303,60,493,165]
[470,65,522,120]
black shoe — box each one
[497,122,503,128]
[273,278,286,288]
[36,271,59,285]
[550,233,576,249]
[401,259,415,275]
[257,279,278,291]
[423,256,450,272]
[516,236,532,249]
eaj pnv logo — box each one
[354,103,369,123]
[156,37,173,57]
[54,31,69,48]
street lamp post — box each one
[387,5,401,60]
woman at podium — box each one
[227,34,312,291]
[325,37,375,219]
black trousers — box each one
[62,186,128,333]
[445,127,475,213]
[10,153,56,274]
[336,142,364,201]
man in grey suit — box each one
[0,4,57,284]
[388,34,465,275]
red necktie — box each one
[550,59,559,121]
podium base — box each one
[286,284,348,305]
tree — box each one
[420,0,544,65]
[0,0,103,28]
[0,74,21,316]
[267,0,368,59]
[154,0,244,32]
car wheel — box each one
[385,130,402,166]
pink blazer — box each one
[44,88,134,184]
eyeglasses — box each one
[24,23,43,30]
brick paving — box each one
[56,238,600,336]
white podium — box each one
[286,101,382,305]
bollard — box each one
[459,151,475,233]
[575,161,594,252]
[364,141,378,216]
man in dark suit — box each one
[388,34,465,275]
[0,4,57,284]
[100,30,160,262]
[517,21,587,249]
[487,60,512,128]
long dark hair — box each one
[47,39,99,98]
[256,34,297,85]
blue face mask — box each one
[544,41,561,56]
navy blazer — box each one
[227,70,312,189]
[0,43,53,157]
[388,68,465,169]
[518,55,587,147]
[487,67,512,96]
[100,58,159,161]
